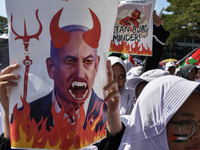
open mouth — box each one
[69,81,88,100]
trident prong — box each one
[10,9,43,101]
[11,9,43,45]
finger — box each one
[153,10,156,18]
[153,14,158,23]
[1,64,19,75]
[106,60,113,83]
[153,11,158,21]
[0,74,20,82]
[154,17,160,27]
[103,80,117,91]
[0,81,18,90]
[153,10,163,27]
[104,90,121,102]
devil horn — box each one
[50,8,71,49]
[82,8,101,48]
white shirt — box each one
[51,88,91,120]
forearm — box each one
[142,25,170,73]
[107,111,122,135]
[3,113,10,139]
[98,122,125,150]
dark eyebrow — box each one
[83,55,94,60]
[64,55,77,60]
[63,55,95,60]
[180,112,196,117]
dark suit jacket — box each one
[28,89,107,132]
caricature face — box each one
[47,30,100,105]
[131,9,141,19]
[167,92,200,150]
[112,63,126,92]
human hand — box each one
[0,64,20,114]
[153,10,163,27]
[103,60,121,114]
[103,60,122,135]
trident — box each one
[11,9,43,101]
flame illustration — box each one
[110,40,152,56]
[10,98,106,149]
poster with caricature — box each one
[110,0,156,56]
[6,0,118,149]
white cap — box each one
[108,56,126,72]
[126,66,143,80]
[123,60,135,73]
[165,61,176,71]
[119,75,200,150]
[126,69,170,89]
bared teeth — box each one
[71,81,87,88]
[69,89,88,100]
[69,81,88,100]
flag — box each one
[178,47,200,67]
[121,54,128,60]
[128,55,136,66]
[157,7,164,17]
[171,134,187,143]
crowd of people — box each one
[0,9,200,150]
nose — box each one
[190,124,200,141]
[74,60,86,79]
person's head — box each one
[131,9,141,19]
[167,92,200,149]
[119,75,200,150]
[125,69,170,100]
[46,8,101,105]
[188,67,197,81]
[196,66,200,80]
[165,61,176,75]
[108,56,126,92]
[178,64,197,81]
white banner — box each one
[110,0,156,56]
[6,0,118,149]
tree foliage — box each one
[162,0,200,44]
[0,16,8,34]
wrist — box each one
[4,112,9,117]
[107,111,122,135]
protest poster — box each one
[6,0,118,149]
[110,0,156,56]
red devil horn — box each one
[82,8,101,48]
[50,8,71,49]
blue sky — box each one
[0,0,170,18]
[155,0,170,13]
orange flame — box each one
[110,40,152,56]
[10,97,106,149]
